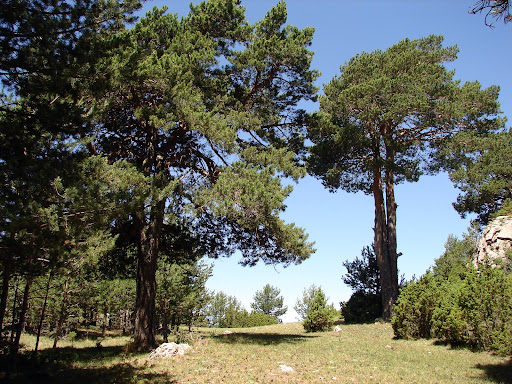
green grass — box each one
[4,322,512,383]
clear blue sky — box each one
[143,1,512,322]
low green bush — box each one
[234,311,279,328]
[392,271,440,339]
[458,264,512,354]
[431,277,467,344]
[392,263,512,355]
[341,291,381,323]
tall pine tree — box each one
[83,1,317,350]
[308,35,502,320]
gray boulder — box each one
[474,216,512,267]
[148,342,192,360]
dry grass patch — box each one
[9,322,512,383]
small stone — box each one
[334,326,342,333]
[279,364,295,373]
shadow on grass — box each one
[213,332,317,346]
[72,328,116,340]
[476,359,512,384]
[2,346,178,384]
[38,345,127,365]
[432,339,475,351]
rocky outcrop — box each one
[474,216,512,266]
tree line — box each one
[1,0,511,365]
[1,0,317,356]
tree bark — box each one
[384,147,399,316]
[372,165,395,321]
[102,307,108,338]
[52,276,70,351]
[133,199,165,351]
[9,277,19,347]
[370,131,401,321]
[11,253,33,358]
[0,258,12,332]
[33,271,52,359]
[162,304,169,343]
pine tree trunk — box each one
[162,306,169,343]
[382,141,399,319]
[384,163,399,316]
[171,312,177,332]
[11,253,33,358]
[5,278,18,378]
[102,308,107,338]
[9,277,19,347]
[0,258,11,332]
[52,276,70,350]
[372,166,395,320]
[33,271,52,359]
[133,200,165,351]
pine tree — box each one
[0,0,142,360]
[440,129,512,225]
[81,1,317,350]
[302,288,336,332]
[308,35,502,320]
[251,284,287,320]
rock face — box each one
[148,342,192,360]
[475,216,512,266]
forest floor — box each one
[3,322,512,383]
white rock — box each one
[334,326,342,332]
[148,342,192,360]
[279,364,295,373]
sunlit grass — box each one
[10,322,512,383]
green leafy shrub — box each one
[303,289,337,332]
[431,277,467,344]
[490,199,512,221]
[458,264,512,354]
[341,291,381,323]
[391,272,440,339]
[393,263,512,355]
[393,230,512,355]
[234,310,279,328]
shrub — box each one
[393,262,512,355]
[234,310,278,328]
[341,291,381,323]
[302,289,337,332]
[391,272,440,339]
[393,228,512,355]
[431,277,467,344]
[458,264,512,354]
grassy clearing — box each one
[5,322,512,383]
